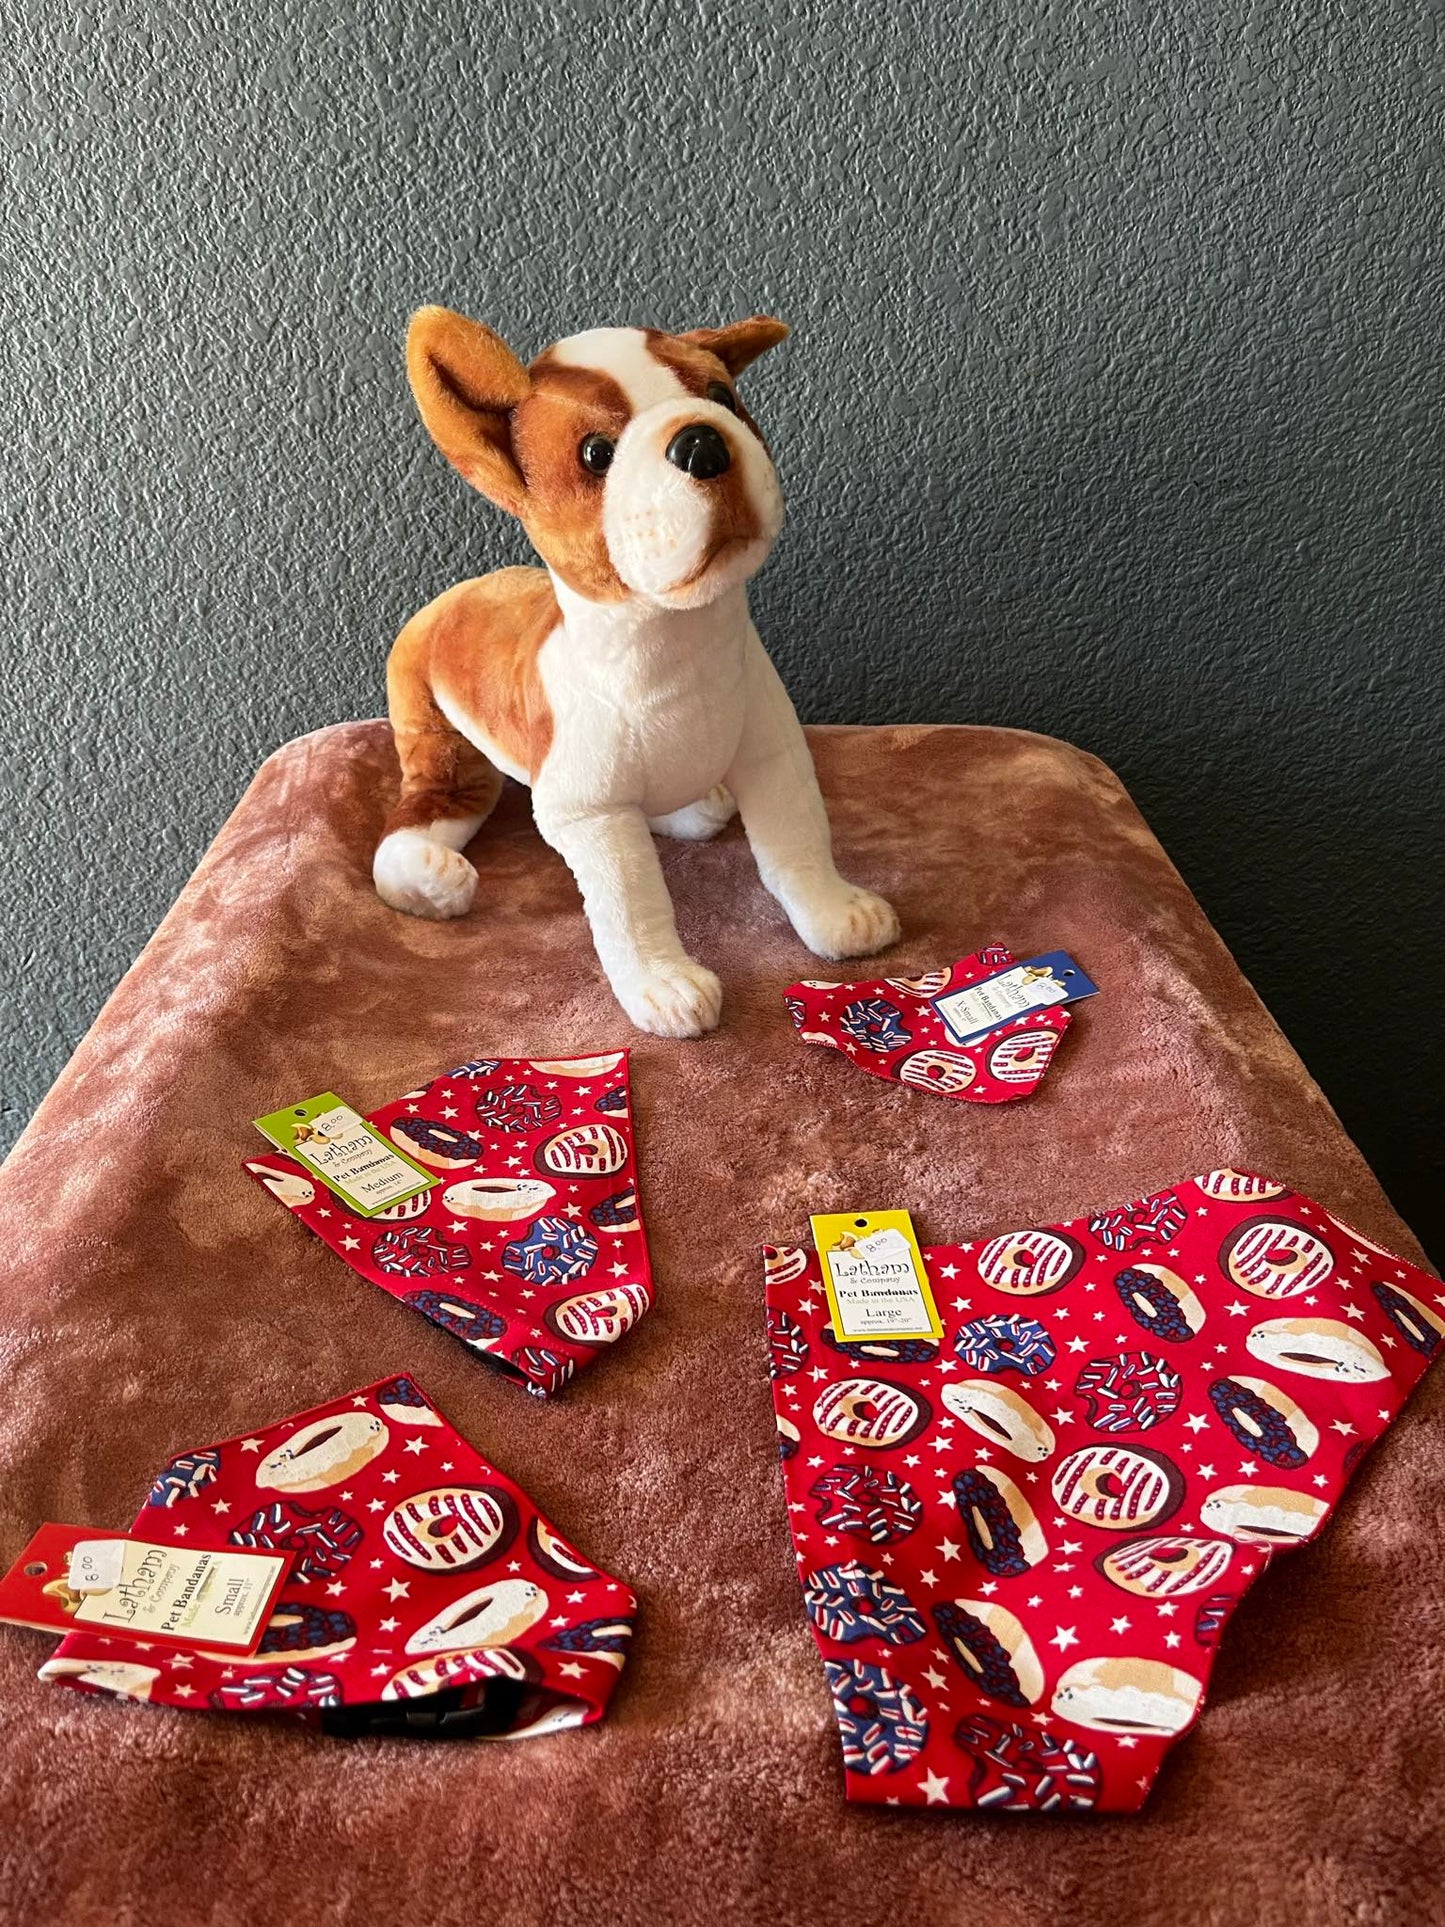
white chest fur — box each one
[536,579,755,820]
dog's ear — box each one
[677,315,789,376]
[406,307,532,516]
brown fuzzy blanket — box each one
[0,724,1438,1926]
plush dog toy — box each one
[373,308,899,1037]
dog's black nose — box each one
[665,422,731,479]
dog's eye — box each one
[707,380,738,413]
[579,434,615,474]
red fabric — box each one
[764,1171,1443,1812]
[243,1053,651,1397]
[784,946,1073,1104]
[40,1375,635,1733]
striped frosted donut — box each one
[954,1467,1048,1575]
[544,1280,651,1346]
[371,1190,433,1222]
[1198,1169,1287,1202]
[382,1647,538,1701]
[1096,1535,1235,1599]
[986,1027,1060,1084]
[1208,1377,1318,1467]
[763,1244,809,1286]
[933,1601,1044,1707]
[823,1659,929,1775]
[1220,1216,1335,1298]
[884,970,953,995]
[978,1229,1084,1296]
[536,1122,629,1178]
[813,1378,931,1450]
[382,1485,518,1572]
[897,1049,978,1095]
[1051,1444,1184,1531]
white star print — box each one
[1050,1627,1078,1652]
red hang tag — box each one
[0,1524,292,1657]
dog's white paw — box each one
[373,830,478,921]
[619,958,724,1038]
[648,786,738,842]
[792,885,900,961]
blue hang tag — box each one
[930,951,1099,1048]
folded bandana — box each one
[784,946,1072,1103]
[764,1172,1442,1811]
[38,1376,636,1736]
[245,1054,651,1397]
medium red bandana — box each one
[764,1172,1442,1811]
[784,946,1072,1103]
[40,1376,635,1736]
[244,1054,651,1397]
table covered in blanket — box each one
[0,722,1439,1927]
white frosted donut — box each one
[1097,1536,1235,1599]
[536,1122,628,1178]
[443,1176,556,1222]
[986,1027,1060,1084]
[978,1228,1084,1296]
[245,1161,316,1210]
[528,1055,624,1077]
[941,1380,1056,1463]
[38,1657,160,1701]
[406,1579,548,1655]
[1198,1169,1286,1201]
[813,1377,931,1450]
[1221,1216,1335,1298]
[545,1281,651,1346]
[382,1486,516,1572]
[1051,1657,1202,1737]
[763,1245,809,1286]
[1051,1444,1184,1531]
[1245,1317,1388,1383]
[897,1049,978,1095]
[1200,1483,1329,1545]
[799,1030,840,1048]
[256,1413,389,1492]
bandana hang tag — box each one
[0,1524,291,1654]
[253,1092,438,1218]
[930,950,1098,1048]
[810,1210,942,1345]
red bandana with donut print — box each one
[39,1376,635,1735]
[784,946,1072,1103]
[763,1171,1443,1811]
[244,1054,650,1398]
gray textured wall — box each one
[4,2,1441,1256]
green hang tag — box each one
[252,1093,438,1218]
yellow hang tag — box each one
[810,1209,942,1345]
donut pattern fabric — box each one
[243,1054,651,1397]
[40,1377,635,1733]
[763,1172,1443,1811]
[784,946,1073,1105]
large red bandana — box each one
[784,946,1073,1104]
[39,1376,635,1736]
[764,1172,1442,1811]
[244,1054,651,1397]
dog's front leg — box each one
[727,635,900,960]
[535,801,723,1037]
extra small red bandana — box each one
[244,1054,652,1397]
[764,1172,1442,1811]
[40,1376,635,1735]
[784,947,1071,1104]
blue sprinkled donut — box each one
[1208,1377,1311,1467]
[933,1604,1035,1708]
[145,1449,221,1508]
[953,1313,1055,1377]
[840,996,912,1053]
[803,1563,926,1646]
[446,1059,502,1079]
[404,1291,505,1347]
[389,1116,484,1169]
[502,1215,598,1287]
[823,1658,929,1775]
